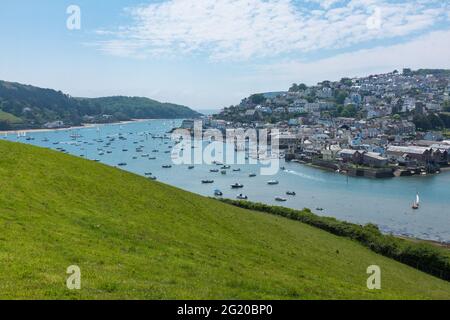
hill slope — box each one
[0,140,449,299]
[0,80,201,130]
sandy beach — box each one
[0,118,155,135]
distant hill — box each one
[0,80,201,130]
[0,139,449,299]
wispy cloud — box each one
[94,0,449,61]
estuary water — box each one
[3,119,449,243]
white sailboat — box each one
[412,193,420,210]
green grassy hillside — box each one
[0,110,23,124]
[0,140,449,300]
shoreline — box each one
[0,118,157,135]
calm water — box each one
[3,119,449,243]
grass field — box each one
[0,140,449,299]
[0,110,22,124]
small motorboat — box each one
[118,162,127,167]
[210,169,219,173]
[221,165,231,169]
[214,190,223,196]
[275,197,287,202]
[162,165,172,169]
[316,208,324,211]
[233,168,241,172]
[237,194,248,200]
[188,165,195,170]
[267,180,279,185]
[221,170,227,175]
[202,180,215,184]
[231,183,244,189]
[144,172,152,176]
[249,173,257,178]
[286,191,296,196]
[148,176,157,181]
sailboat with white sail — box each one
[412,193,420,210]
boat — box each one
[267,180,279,185]
[275,197,287,202]
[236,194,248,200]
[412,193,420,210]
[210,169,219,173]
[221,165,231,169]
[118,162,127,167]
[144,172,152,176]
[316,208,324,211]
[221,170,227,175]
[232,168,241,172]
[188,166,195,170]
[286,191,296,196]
[148,176,157,181]
[231,183,244,189]
[249,173,257,178]
[162,165,172,169]
[202,180,214,184]
[214,190,223,196]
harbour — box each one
[2,119,449,243]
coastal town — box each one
[198,69,450,178]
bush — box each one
[219,199,450,281]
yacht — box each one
[412,193,420,210]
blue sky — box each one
[0,0,449,110]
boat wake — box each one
[284,169,327,183]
